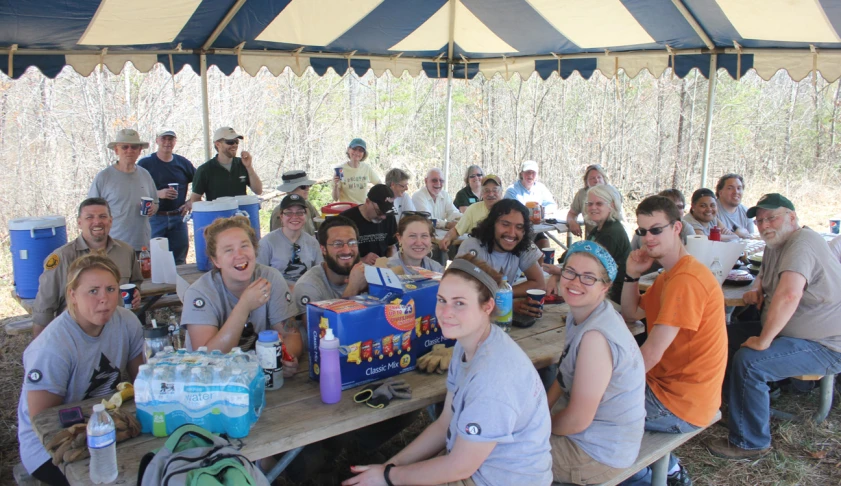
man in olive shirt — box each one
[190,127,263,202]
[32,198,143,338]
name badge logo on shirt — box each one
[285,292,292,303]
[28,370,43,383]
[239,176,247,182]
[44,254,59,271]
[300,296,311,306]
[193,298,205,309]
[465,423,481,435]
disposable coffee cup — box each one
[430,218,438,229]
[526,289,546,315]
[168,183,179,193]
[140,197,154,216]
[120,284,136,309]
[541,249,555,265]
[334,167,344,181]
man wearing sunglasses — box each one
[620,195,727,485]
[88,128,159,252]
[340,184,398,265]
[190,126,263,203]
[707,194,841,460]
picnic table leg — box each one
[545,231,567,251]
[264,446,304,483]
[650,454,669,486]
[813,374,835,424]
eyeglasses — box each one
[402,211,431,219]
[429,178,445,183]
[394,182,409,190]
[561,268,606,287]
[481,187,499,195]
[755,213,784,226]
[585,201,607,208]
[119,144,143,150]
[326,239,358,249]
[468,173,484,179]
[282,210,307,218]
[675,204,685,210]
[223,139,240,145]
[634,223,673,237]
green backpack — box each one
[137,424,270,486]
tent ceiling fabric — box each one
[3,0,841,80]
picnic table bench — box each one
[32,304,569,486]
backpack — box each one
[137,424,270,486]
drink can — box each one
[120,284,136,309]
[830,219,840,235]
[334,167,344,181]
[140,197,154,216]
[541,249,555,265]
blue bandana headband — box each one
[564,241,619,282]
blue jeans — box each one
[644,385,700,434]
[728,336,841,450]
[150,214,189,265]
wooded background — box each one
[1,63,840,314]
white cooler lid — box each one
[234,195,261,206]
[192,199,239,212]
[8,215,66,231]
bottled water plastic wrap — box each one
[135,348,265,438]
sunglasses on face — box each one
[119,144,143,150]
[292,243,301,256]
[429,178,445,184]
[402,211,431,219]
[282,210,307,218]
[468,173,484,179]
[634,223,673,237]
[223,139,240,146]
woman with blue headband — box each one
[547,241,646,484]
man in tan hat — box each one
[190,127,263,202]
[88,128,159,252]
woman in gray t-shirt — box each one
[18,255,145,485]
[387,214,444,275]
[345,255,552,486]
[548,241,645,484]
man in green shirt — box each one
[190,127,263,202]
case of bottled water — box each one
[134,347,265,438]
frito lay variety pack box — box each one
[307,266,454,390]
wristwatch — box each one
[384,463,396,486]
[624,275,640,283]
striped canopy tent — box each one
[4,0,841,184]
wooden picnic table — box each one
[32,304,569,486]
[638,271,752,307]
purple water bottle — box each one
[319,327,342,404]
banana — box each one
[116,382,134,401]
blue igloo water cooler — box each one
[191,199,239,272]
[234,195,262,239]
[9,216,67,298]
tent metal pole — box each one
[700,54,718,188]
[444,0,456,188]
[200,54,211,161]
[444,67,454,185]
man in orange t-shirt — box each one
[621,195,727,485]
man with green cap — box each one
[332,138,382,204]
[707,193,841,460]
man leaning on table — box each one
[32,198,142,338]
[621,195,727,486]
[706,194,841,460]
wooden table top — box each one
[34,304,569,486]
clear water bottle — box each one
[710,257,724,283]
[494,276,513,333]
[88,403,118,484]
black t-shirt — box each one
[454,186,480,209]
[137,153,196,211]
[340,206,397,258]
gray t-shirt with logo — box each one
[386,253,443,275]
[759,227,841,352]
[257,230,323,284]
[556,300,646,468]
[17,308,144,474]
[456,237,542,284]
[88,165,159,251]
[716,203,755,234]
[445,324,552,485]
[181,264,294,350]
[290,264,349,314]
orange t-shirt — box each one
[640,255,727,427]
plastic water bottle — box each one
[319,327,342,404]
[88,403,118,484]
[494,276,513,332]
[710,257,724,283]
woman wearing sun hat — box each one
[271,170,320,235]
[332,138,382,204]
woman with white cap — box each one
[271,170,320,235]
[332,138,382,204]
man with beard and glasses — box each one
[292,216,368,326]
[340,184,398,265]
[455,199,545,297]
[620,195,727,486]
[706,194,841,460]
[190,127,263,202]
[32,198,143,338]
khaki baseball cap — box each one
[213,127,244,142]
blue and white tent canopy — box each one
[3,0,841,80]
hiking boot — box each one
[706,438,770,460]
[667,463,692,486]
